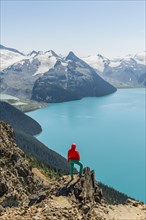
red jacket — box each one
[68,143,80,162]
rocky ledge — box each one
[0,173,145,220]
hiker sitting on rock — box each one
[68,143,83,180]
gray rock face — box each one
[29,192,47,206]
[0,59,40,98]
[32,52,116,103]
[55,167,102,205]
[0,183,8,197]
[103,58,146,87]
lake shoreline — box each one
[1,87,145,113]
[24,87,145,112]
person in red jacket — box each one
[68,143,83,180]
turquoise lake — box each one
[27,88,145,202]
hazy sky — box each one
[1,0,145,58]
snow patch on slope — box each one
[109,61,121,68]
[134,51,146,65]
[82,55,105,72]
[33,52,58,76]
[0,49,25,71]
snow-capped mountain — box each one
[82,54,110,73]
[32,51,116,102]
[0,45,26,71]
[0,45,62,76]
[31,50,62,76]
[82,52,145,72]
[0,44,145,101]
[82,52,146,87]
[0,45,116,101]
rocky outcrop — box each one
[0,170,145,220]
[55,167,102,205]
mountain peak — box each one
[28,50,38,56]
[97,54,104,59]
[66,51,79,61]
[45,50,58,57]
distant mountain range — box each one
[32,51,116,102]
[82,52,146,87]
[0,44,145,103]
[0,44,116,102]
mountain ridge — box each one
[82,52,146,87]
[32,49,116,103]
[0,44,24,56]
[0,44,117,102]
[0,44,145,103]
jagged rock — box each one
[15,160,32,177]
[0,183,8,197]
[11,152,21,163]
[1,194,19,208]
[56,167,103,206]
[0,148,5,157]
[29,191,47,206]
[0,170,146,220]
[126,198,143,207]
